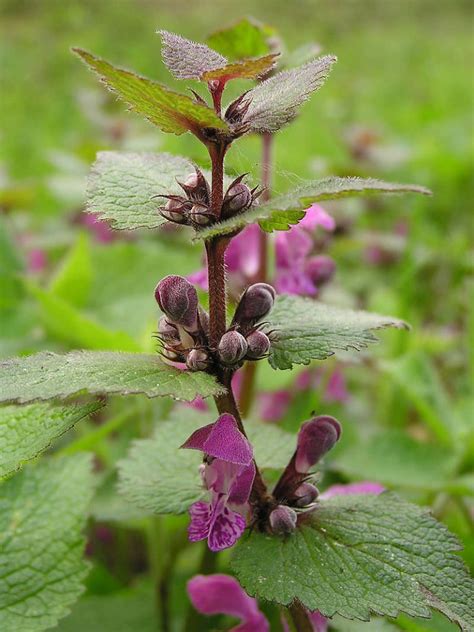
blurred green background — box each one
[0,1,473,630]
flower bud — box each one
[218,331,248,366]
[245,330,271,360]
[178,169,210,204]
[293,482,319,507]
[224,181,252,214]
[295,416,342,473]
[304,255,336,287]
[161,347,183,362]
[232,283,276,329]
[269,505,297,535]
[189,203,211,226]
[186,348,209,372]
[155,275,198,330]
[158,316,180,345]
[161,197,189,224]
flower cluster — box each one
[155,275,275,371]
[156,168,261,229]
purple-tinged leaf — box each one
[159,30,227,80]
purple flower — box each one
[28,248,47,273]
[275,205,335,296]
[321,481,385,499]
[81,212,115,243]
[182,414,255,551]
[259,389,292,422]
[187,574,269,632]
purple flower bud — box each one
[245,330,271,360]
[189,203,211,226]
[232,283,276,329]
[178,169,210,205]
[224,182,252,213]
[155,275,198,329]
[186,348,209,372]
[218,331,248,366]
[295,416,341,473]
[269,505,297,535]
[158,316,180,345]
[304,255,336,287]
[293,482,319,507]
[161,197,189,224]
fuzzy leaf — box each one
[86,151,194,230]
[239,55,337,133]
[118,411,294,515]
[159,30,227,79]
[197,177,432,239]
[0,351,224,404]
[267,295,408,370]
[73,48,227,136]
[207,18,274,60]
[202,55,277,82]
[0,455,96,632]
[232,493,474,630]
[0,401,102,478]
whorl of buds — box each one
[155,275,198,330]
[305,255,336,287]
[293,482,319,507]
[218,330,248,366]
[245,330,271,360]
[186,348,210,372]
[269,505,297,535]
[295,416,342,473]
[232,283,276,329]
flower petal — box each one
[203,414,253,465]
[295,415,341,473]
[300,204,335,232]
[228,462,256,506]
[321,481,385,498]
[208,494,246,551]
[188,501,211,542]
[180,422,214,451]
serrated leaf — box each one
[232,493,474,630]
[207,18,274,60]
[0,454,96,632]
[86,151,194,230]
[238,55,337,133]
[0,401,102,478]
[118,411,294,515]
[73,48,227,136]
[197,177,432,239]
[26,281,140,351]
[266,295,408,370]
[0,351,224,404]
[159,30,227,79]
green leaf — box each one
[241,55,337,133]
[232,493,474,630]
[0,351,224,404]
[25,281,140,351]
[197,176,432,239]
[50,233,93,308]
[118,410,294,515]
[266,295,408,370]
[202,55,277,82]
[0,401,102,478]
[73,48,228,137]
[335,430,461,493]
[0,454,96,632]
[86,151,194,230]
[207,18,275,61]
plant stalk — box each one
[286,602,314,632]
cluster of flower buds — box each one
[155,275,210,371]
[155,167,261,229]
[216,283,275,368]
[268,415,342,535]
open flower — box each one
[187,574,269,632]
[275,204,336,296]
[182,413,255,551]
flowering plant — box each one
[0,18,472,632]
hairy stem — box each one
[239,132,274,417]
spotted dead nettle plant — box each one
[0,23,472,632]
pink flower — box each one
[321,481,385,499]
[182,414,255,551]
[81,212,115,243]
[187,574,269,632]
[28,248,47,273]
[259,389,292,422]
[323,368,349,404]
[275,204,335,296]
